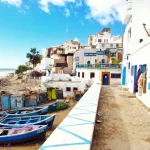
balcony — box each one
[123,1,132,24]
[76,64,121,69]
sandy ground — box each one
[92,85,150,150]
[0,99,77,150]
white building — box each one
[88,28,123,51]
[76,66,121,86]
[63,38,80,54]
[121,0,150,107]
[41,74,93,97]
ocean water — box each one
[0,68,16,78]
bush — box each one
[15,65,29,74]
[56,102,68,111]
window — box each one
[82,72,84,78]
[104,39,108,43]
[78,72,80,77]
[110,44,113,48]
[111,73,121,78]
[128,28,131,40]
[102,44,105,47]
[66,87,71,92]
[116,44,119,48]
[98,39,102,42]
[73,87,78,91]
[90,72,95,78]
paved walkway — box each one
[92,85,150,150]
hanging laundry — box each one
[134,68,141,93]
[138,73,143,96]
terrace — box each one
[76,64,121,69]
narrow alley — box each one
[92,85,150,150]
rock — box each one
[65,100,70,103]
[97,112,103,117]
[96,120,102,123]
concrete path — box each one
[92,85,150,150]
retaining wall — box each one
[40,81,101,150]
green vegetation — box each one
[112,58,119,64]
[26,48,42,69]
[56,102,68,111]
[15,65,29,74]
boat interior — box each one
[1,116,49,125]
[6,107,43,114]
[0,125,43,136]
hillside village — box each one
[1,0,150,150]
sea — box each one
[0,68,16,79]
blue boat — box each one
[2,102,57,117]
[0,125,48,144]
[0,114,56,128]
[2,106,49,118]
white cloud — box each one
[0,0,22,7]
[85,0,126,25]
[64,8,70,17]
[76,0,82,7]
[38,0,75,13]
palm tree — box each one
[26,48,41,70]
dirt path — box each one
[92,85,150,150]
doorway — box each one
[133,65,137,93]
[122,67,126,85]
[102,72,110,85]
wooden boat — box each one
[2,106,49,118]
[0,125,48,144]
[0,114,56,128]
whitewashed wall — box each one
[122,0,150,107]
[76,69,121,85]
[41,74,92,97]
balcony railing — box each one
[76,64,121,69]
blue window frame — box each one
[140,64,147,73]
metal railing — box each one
[76,64,121,69]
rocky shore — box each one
[0,74,41,95]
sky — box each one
[0,0,126,69]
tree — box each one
[26,48,42,69]
[112,58,119,64]
[15,65,28,74]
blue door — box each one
[122,67,126,85]
[133,65,137,93]
[102,59,105,64]
[103,74,109,85]
[1,96,10,110]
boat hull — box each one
[0,114,56,128]
[0,125,48,144]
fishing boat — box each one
[0,114,56,128]
[0,125,48,144]
[1,102,57,118]
[2,106,49,118]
